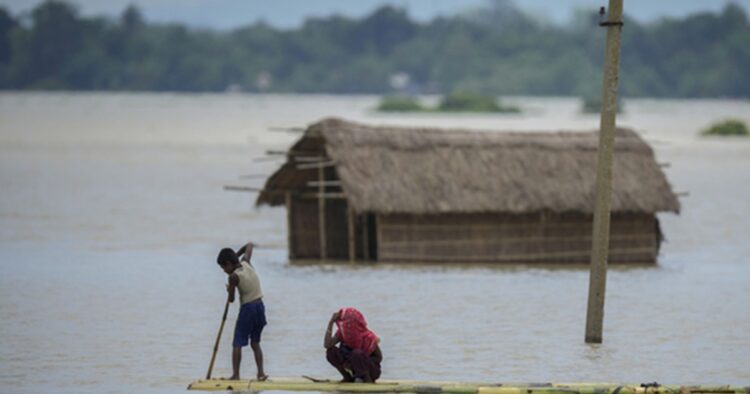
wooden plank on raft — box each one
[188,377,750,394]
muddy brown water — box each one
[1,93,748,393]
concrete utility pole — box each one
[585,0,624,344]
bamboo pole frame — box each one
[318,165,327,260]
[285,192,295,259]
[375,215,382,262]
[347,204,356,263]
[298,161,336,170]
[362,214,370,261]
[307,180,342,187]
[300,192,346,199]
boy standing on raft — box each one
[324,307,382,383]
[216,243,268,381]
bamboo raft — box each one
[187,377,748,393]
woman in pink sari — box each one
[323,307,382,382]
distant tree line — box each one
[0,0,748,97]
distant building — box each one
[257,118,680,264]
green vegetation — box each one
[701,119,749,136]
[437,91,519,113]
[0,1,749,97]
[376,92,519,113]
[376,96,427,112]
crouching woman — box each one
[323,308,382,383]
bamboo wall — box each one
[288,196,351,259]
[376,212,660,264]
[287,197,318,258]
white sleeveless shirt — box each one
[236,261,263,305]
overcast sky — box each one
[2,0,748,29]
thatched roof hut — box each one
[258,118,679,264]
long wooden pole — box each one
[585,0,624,344]
[206,300,230,379]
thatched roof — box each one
[257,118,680,215]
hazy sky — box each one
[2,0,748,29]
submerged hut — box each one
[257,118,680,264]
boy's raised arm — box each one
[236,242,255,263]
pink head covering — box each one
[335,307,379,355]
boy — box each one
[216,242,268,381]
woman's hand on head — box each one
[330,311,340,323]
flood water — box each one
[0,93,748,393]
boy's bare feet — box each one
[220,375,239,380]
[257,373,269,381]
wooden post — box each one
[285,192,295,260]
[585,0,624,344]
[363,214,370,261]
[375,215,382,262]
[318,165,327,260]
[347,204,356,263]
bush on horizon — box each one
[376,95,427,112]
[436,91,520,113]
[701,119,749,136]
[376,92,521,113]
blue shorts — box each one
[233,300,266,348]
